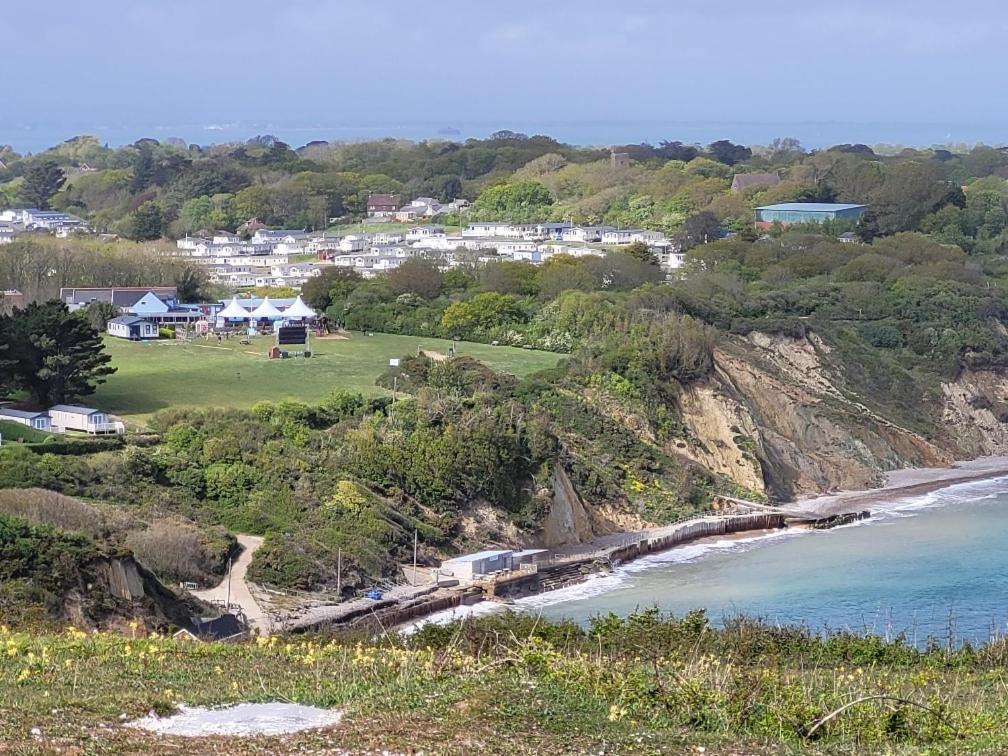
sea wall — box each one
[607,513,787,567]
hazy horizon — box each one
[3,0,1007,153]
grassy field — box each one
[0,615,1004,753]
[90,333,561,423]
[0,420,53,444]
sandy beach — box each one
[784,456,1008,518]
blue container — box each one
[365,589,383,600]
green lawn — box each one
[0,420,53,444]
[91,333,561,424]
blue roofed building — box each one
[755,202,866,228]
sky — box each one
[2,0,1007,150]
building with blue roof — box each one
[755,202,866,228]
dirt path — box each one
[192,534,270,635]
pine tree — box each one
[19,160,66,210]
[2,301,116,406]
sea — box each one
[2,120,1007,154]
[413,477,1008,647]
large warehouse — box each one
[755,202,866,228]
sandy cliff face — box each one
[671,332,991,500]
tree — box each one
[84,301,120,331]
[19,160,65,210]
[301,267,363,310]
[622,240,656,265]
[678,211,722,250]
[471,181,553,222]
[386,258,444,299]
[441,292,525,333]
[130,201,165,240]
[175,266,208,302]
[480,260,539,295]
[0,301,116,406]
[130,146,156,193]
[706,140,752,166]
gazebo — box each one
[282,295,317,321]
[250,297,283,320]
[218,297,251,321]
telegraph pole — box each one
[412,529,418,584]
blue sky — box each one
[2,1,1006,148]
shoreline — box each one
[394,457,1008,632]
[290,457,1008,635]
[785,456,1008,518]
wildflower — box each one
[608,704,627,722]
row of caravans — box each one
[0,404,124,435]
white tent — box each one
[283,295,316,320]
[218,297,251,320]
[250,297,283,320]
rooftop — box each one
[757,202,866,212]
[0,407,48,419]
[442,549,512,563]
[49,404,102,415]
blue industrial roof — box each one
[757,203,866,212]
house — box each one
[0,407,51,432]
[439,549,514,581]
[3,209,87,233]
[61,286,179,312]
[562,225,613,243]
[366,193,399,218]
[600,229,640,245]
[755,203,866,229]
[463,222,517,238]
[173,613,247,643]
[48,405,124,435]
[394,198,443,222]
[406,225,445,242]
[107,315,159,340]
[611,150,632,169]
[838,231,861,244]
[212,231,240,244]
[0,224,17,244]
[339,235,368,252]
[731,172,780,193]
[250,228,308,246]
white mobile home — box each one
[48,405,124,435]
[439,549,513,581]
[107,315,159,340]
[0,408,51,432]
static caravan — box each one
[107,315,158,340]
[439,549,513,581]
[48,405,124,435]
[0,407,51,432]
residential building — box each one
[366,193,399,218]
[561,225,613,243]
[250,228,308,246]
[107,315,159,340]
[48,405,124,435]
[0,208,87,232]
[0,224,17,244]
[406,225,445,242]
[731,172,780,192]
[61,286,179,312]
[0,407,51,432]
[755,202,866,228]
[610,150,632,169]
[394,197,443,222]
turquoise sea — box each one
[419,477,1008,646]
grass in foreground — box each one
[91,333,560,423]
[3,612,1008,753]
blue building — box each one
[755,202,866,228]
